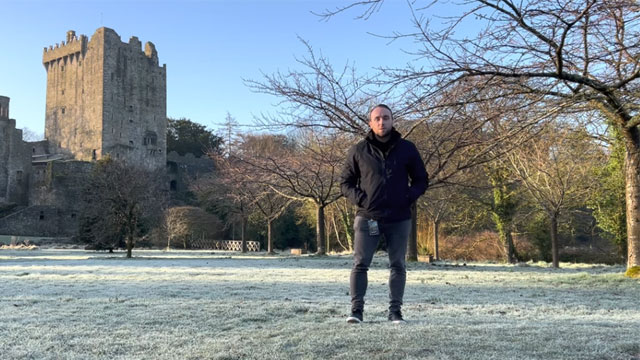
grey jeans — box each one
[350,215,411,312]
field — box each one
[1,249,639,360]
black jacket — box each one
[340,129,428,222]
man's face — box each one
[369,106,393,137]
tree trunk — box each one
[493,214,517,264]
[505,230,516,264]
[241,216,247,253]
[126,235,133,258]
[316,203,326,255]
[433,219,440,261]
[339,205,353,251]
[407,202,418,261]
[331,213,348,252]
[550,214,559,268]
[625,136,640,268]
[267,219,273,254]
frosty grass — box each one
[1,249,639,360]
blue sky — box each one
[0,0,432,137]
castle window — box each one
[39,211,45,220]
[128,105,134,112]
[129,140,134,146]
[32,148,36,154]
[61,90,65,95]
[143,132,158,146]
[170,180,177,191]
[61,65,65,72]
[92,149,97,160]
[61,107,66,114]
[71,213,76,219]
[129,118,134,123]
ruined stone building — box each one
[0,28,213,238]
[0,96,31,207]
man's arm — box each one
[340,145,366,207]
[407,143,428,204]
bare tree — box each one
[21,127,44,142]
[163,206,223,249]
[192,155,254,252]
[237,131,346,255]
[418,185,468,261]
[504,124,604,267]
[164,207,191,250]
[249,41,556,261]
[80,158,167,258]
[320,0,640,269]
[403,90,557,260]
[326,198,356,252]
[253,190,294,254]
[245,40,376,135]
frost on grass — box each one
[0,249,639,360]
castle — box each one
[43,28,166,167]
[0,28,212,238]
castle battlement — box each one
[42,30,88,66]
[43,27,167,169]
[0,95,9,119]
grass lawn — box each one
[0,249,639,359]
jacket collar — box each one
[366,128,402,147]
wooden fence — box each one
[188,239,261,252]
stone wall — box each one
[28,140,51,157]
[1,160,93,236]
[0,205,78,237]
[29,160,93,209]
[0,96,31,206]
[0,96,9,201]
[43,30,100,161]
[166,151,215,196]
[101,29,167,169]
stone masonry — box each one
[43,28,167,168]
[0,96,31,206]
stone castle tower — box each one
[42,28,167,168]
[0,96,30,205]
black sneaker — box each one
[388,310,406,324]
[346,309,363,324]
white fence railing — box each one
[188,239,261,252]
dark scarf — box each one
[366,128,401,155]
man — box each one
[340,104,428,324]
